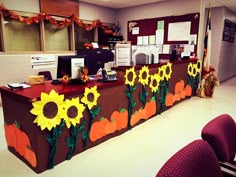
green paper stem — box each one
[66,120,86,160]
[47,120,65,169]
[126,85,137,130]
[140,85,148,107]
[153,90,159,115]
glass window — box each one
[44,21,71,51]
[74,25,94,50]
[4,18,41,51]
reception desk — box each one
[0,58,199,173]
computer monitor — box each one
[57,55,86,79]
[77,49,114,75]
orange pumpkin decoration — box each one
[175,80,185,93]
[4,123,17,148]
[130,108,145,126]
[90,117,109,142]
[15,127,31,157]
[111,108,128,130]
[144,100,156,119]
[104,118,117,135]
[24,147,37,167]
[174,93,181,101]
[165,93,175,107]
[180,90,186,99]
[185,85,192,96]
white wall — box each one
[217,7,236,82]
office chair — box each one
[38,71,52,80]
[156,139,223,177]
[201,114,236,172]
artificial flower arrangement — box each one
[61,67,89,85]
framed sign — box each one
[223,30,230,41]
[224,19,231,31]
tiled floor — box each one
[0,77,236,177]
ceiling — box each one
[78,0,236,13]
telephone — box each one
[102,69,118,81]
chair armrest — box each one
[221,166,236,176]
[220,162,236,172]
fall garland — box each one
[0,5,113,33]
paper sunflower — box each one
[31,90,64,131]
[149,74,160,93]
[81,86,100,110]
[124,67,137,87]
[158,65,166,81]
[164,62,173,81]
[138,65,150,86]
[187,63,193,77]
[62,97,85,128]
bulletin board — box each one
[127,13,200,59]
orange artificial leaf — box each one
[166,93,175,107]
[4,123,17,148]
[104,118,117,135]
[90,117,109,142]
[24,147,37,167]
[185,85,192,96]
[144,100,156,119]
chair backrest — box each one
[38,71,52,80]
[156,140,223,177]
[201,114,236,162]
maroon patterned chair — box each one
[201,114,236,171]
[156,140,223,177]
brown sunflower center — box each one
[166,67,170,75]
[189,66,192,72]
[193,67,196,74]
[87,93,94,102]
[160,70,163,77]
[67,106,78,118]
[43,101,58,119]
[128,72,133,82]
[152,79,158,87]
[142,71,147,80]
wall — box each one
[217,7,236,82]
[116,0,201,42]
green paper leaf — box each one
[125,90,131,99]
[120,108,126,112]
[133,85,138,92]
[66,137,74,148]
[132,101,136,108]
[145,91,149,97]
[151,96,156,101]
[46,134,54,146]
[90,105,101,119]
[82,130,88,142]
[77,119,86,133]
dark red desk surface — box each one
[0,79,124,102]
